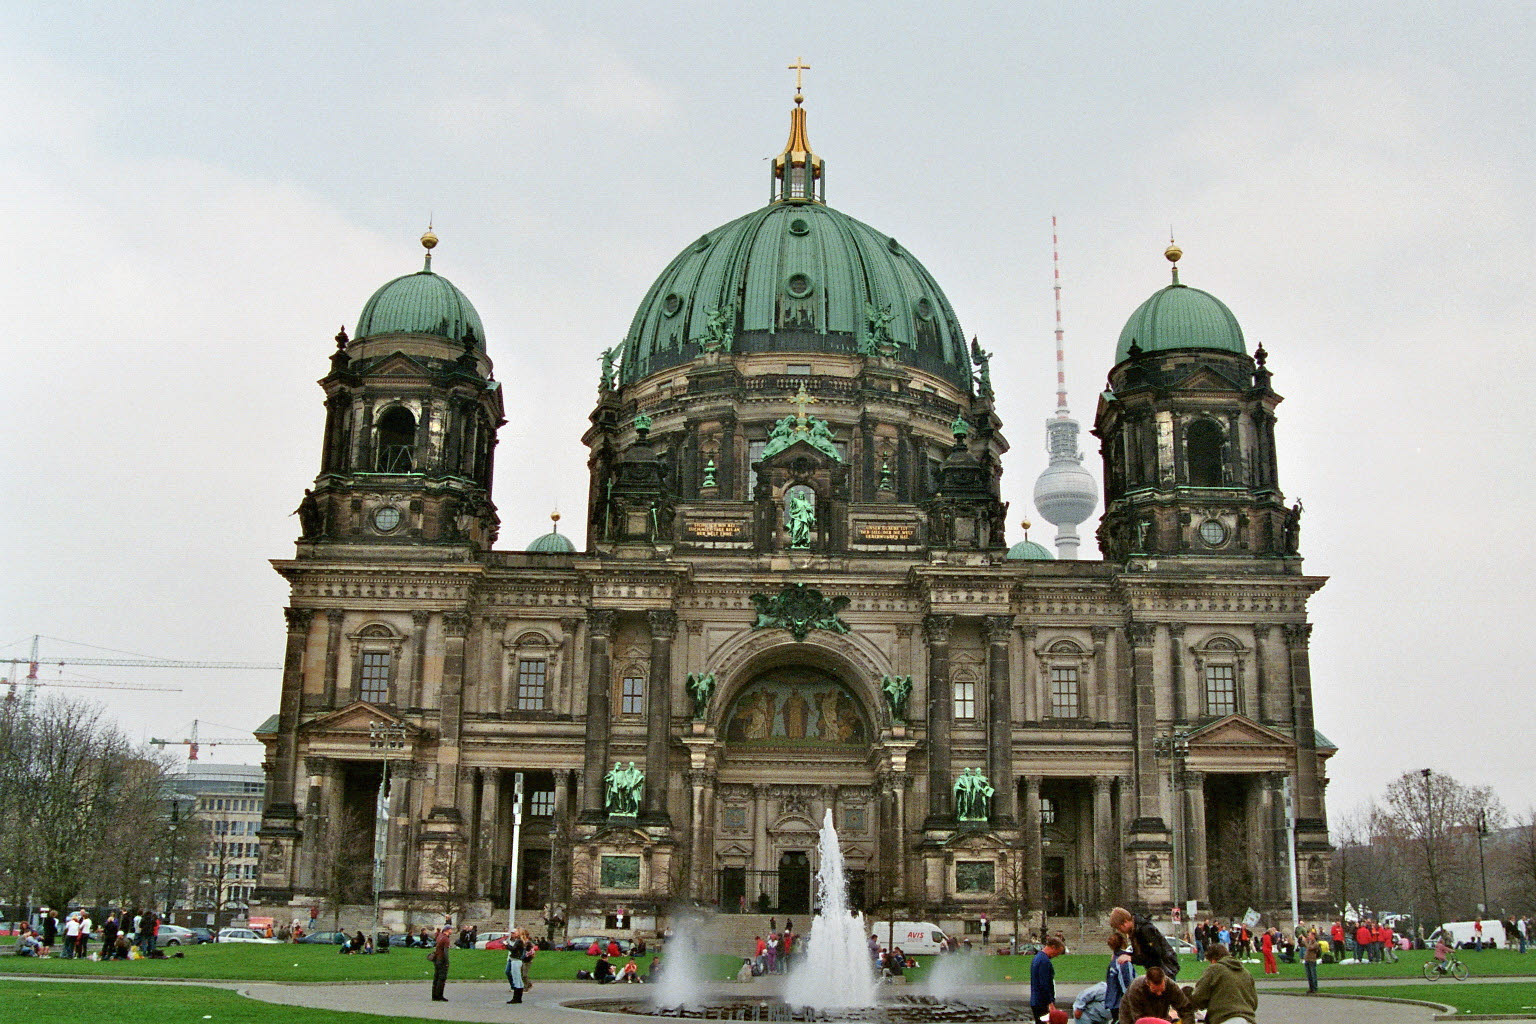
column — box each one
[552,770,572,907]
[1090,626,1111,722]
[1167,623,1187,723]
[924,614,954,821]
[266,608,312,820]
[322,609,345,707]
[478,768,501,897]
[430,612,471,816]
[1283,623,1323,823]
[408,611,429,708]
[1126,622,1161,824]
[1022,775,1044,909]
[558,617,582,716]
[984,615,1015,820]
[645,610,677,820]
[752,784,770,891]
[1092,775,1114,907]
[1182,770,1207,904]
[1019,623,1038,723]
[580,610,616,816]
[688,770,715,901]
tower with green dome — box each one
[1093,242,1297,563]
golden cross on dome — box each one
[791,382,817,427]
[788,56,810,101]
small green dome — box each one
[528,529,575,554]
[356,265,485,346]
[1006,539,1053,560]
[1115,283,1245,363]
[622,202,971,390]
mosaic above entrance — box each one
[723,673,867,746]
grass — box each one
[0,944,658,983]
[0,981,453,1024]
[1322,982,1536,1016]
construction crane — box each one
[1,634,280,710]
[150,719,265,761]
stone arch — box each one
[707,626,891,731]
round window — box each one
[662,293,682,317]
[1199,519,1227,545]
[915,297,934,321]
[373,506,403,532]
[788,217,810,235]
[887,236,902,255]
[786,273,814,298]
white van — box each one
[869,921,949,955]
[1428,920,1508,949]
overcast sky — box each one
[1,3,1531,826]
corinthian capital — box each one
[922,614,953,645]
[648,609,678,639]
[1282,622,1314,648]
[283,607,314,634]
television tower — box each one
[1031,217,1097,557]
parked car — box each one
[216,927,280,944]
[566,934,634,954]
[297,930,348,945]
[188,927,215,944]
[157,925,205,946]
[473,931,509,950]
[1162,934,1195,955]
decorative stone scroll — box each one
[749,583,850,642]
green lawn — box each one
[1323,983,1536,1016]
[0,981,450,1024]
[0,944,656,983]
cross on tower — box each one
[788,56,810,101]
[791,382,817,428]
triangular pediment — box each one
[1173,364,1248,391]
[758,437,839,469]
[299,701,422,739]
[361,351,432,378]
[1186,714,1292,748]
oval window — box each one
[662,293,682,317]
[788,217,810,235]
[786,273,814,299]
[915,297,934,321]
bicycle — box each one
[1423,955,1469,981]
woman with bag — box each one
[506,931,527,1003]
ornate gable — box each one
[1186,714,1292,749]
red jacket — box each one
[1331,923,1344,944]
[1355,926,1371,947]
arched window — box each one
[1185,419,1224,487]
[376,406,416,473]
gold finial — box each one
[788,56,810,104]
[791,382,817,427]
[420,223,438,272]
[1021,519,1032,532]
[550,509,561,532]
[1165,234,1182,285]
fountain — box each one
[651,915,709,1011]
[784,809,878,1009]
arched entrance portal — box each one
[713,665,878,915]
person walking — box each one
[1188,942,1258,1024]
[428,925,452,1001]
[101,913,119,959]
[1260,927,1277,975]
[1030,935,1065,1024]
[1303,929,1321,994]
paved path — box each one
[9,973,1533,1022]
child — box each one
[1433,936,1452,973]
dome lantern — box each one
[771,58,824,204]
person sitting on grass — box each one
[619,957,643,983]
[594,953,615,983]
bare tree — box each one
[0,696,178,912]
[313,812,373,931]
[419,840,471,927]
[1506,809,1536,911]
[1376,769,1505,926]
[196,829,245,929]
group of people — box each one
[1326,917,1398,962]
[12,909,162,960]
[746,920,797,975]
[1040,907,1260,1024]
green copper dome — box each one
[527,521,576,553]
[1115,283,1245,363]
[356,259,485,346]
[1006,539,1053,560]
[621,201,972,390]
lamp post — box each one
[369,721,407,947]
[1476,809,1489,920]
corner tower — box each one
[296,230,504,552]
[1093,243,1297,564]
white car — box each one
[473,931,510,949]
[216,927,279,944]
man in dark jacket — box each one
[1109,907,1180,978]
[1188,943,1258,1023]
[1117,966,1192,1024]
[1030,936,1065,1022]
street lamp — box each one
[369,721,407,947]
[1476,809,1489,920]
